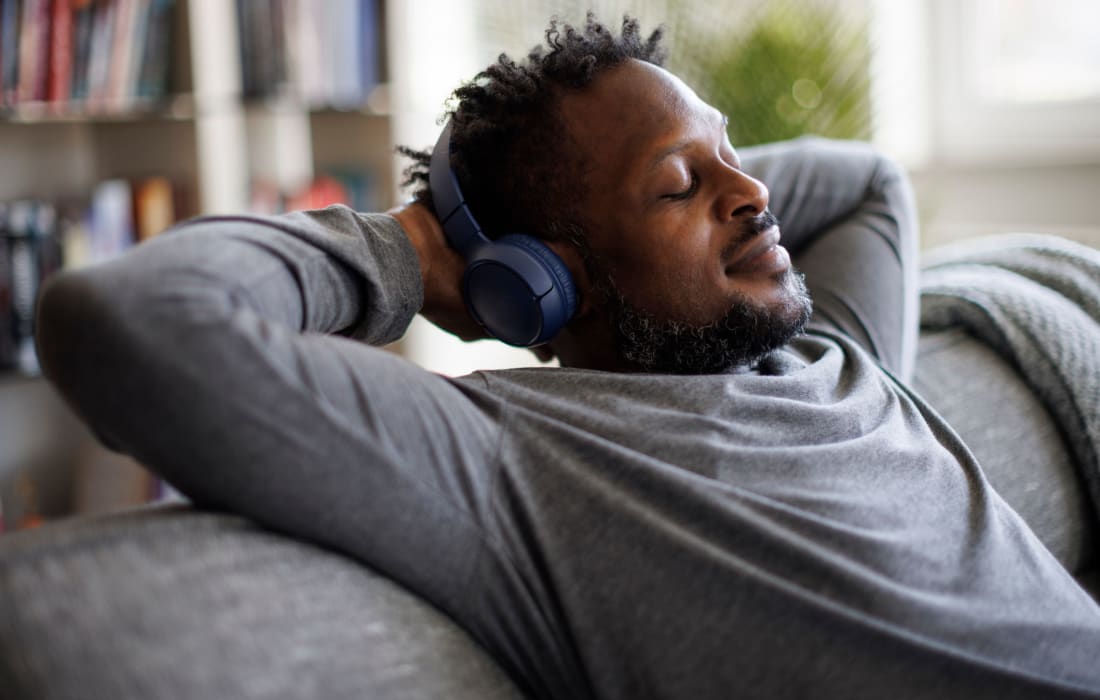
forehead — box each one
[557,60,715,179]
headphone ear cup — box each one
[500,234,578,318]
[463,234,577,347]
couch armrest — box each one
[0,505,524,699]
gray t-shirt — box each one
[36,139,1100,698]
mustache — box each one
[748,209,780,236]
[721,209,781,260]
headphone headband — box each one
[429,121,489,257]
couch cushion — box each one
[0,505,524,700]
[912,328,1096,574]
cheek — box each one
[604,222,728,324]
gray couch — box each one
[1,328,1096,699]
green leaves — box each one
[672,1,873,147]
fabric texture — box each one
[0,505,524,700]
[922,235,1100,521]
[31,139,1100,699]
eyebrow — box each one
[645,113,731,173]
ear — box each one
[544,239,594,318]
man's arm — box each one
[35,205,502,615]
[741,137,919,380]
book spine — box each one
[328,0,359,107]
[86,0,114,106]
[33,0,50,100]
[235,0,254,97]
[106,0,136,105]
[0,0,21,107]
[123,0,147,99]
[359,0,378,97]
[133,175,174,240]
[269,0,287,94]
[135,0,171,99]
[0,190,141,375]
[250,0,273,97]
[46,0,73,105]
[35,202,61,281]
[89,179,134,261]
[70,0,94,101]
[17,0,40,102]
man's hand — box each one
[388,201,488,342]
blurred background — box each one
[1,0,1098,529]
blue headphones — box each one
[428,120,577,347]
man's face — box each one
[559,59,811,373]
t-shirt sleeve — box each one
[35,206,503,617]
[740,137,920,380]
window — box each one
[974,0,1100,104]
[930,0,1100,165]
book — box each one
[70,0,95,100]
[3,0,175,110]
[46,0,74,105]
[133,175,174,240]
[59,206,91,269]
[18,0,51,103]
[88,179,134,261]
[240,0,380,107]
[135,0,172,100]
[85,0,114,105]
[124,0,149,99]
[327,0,359,107]
[237,0,269,98]
[268,0,287,92]
[105,0,138,105]
[0,200,63,372]
[0,0,21,107]
[359,0,379,99]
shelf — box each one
[0,95,197,125]
[0,0,409,527]
[237,83,393,118]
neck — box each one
[549,313,632,372]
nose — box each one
[716,168,769,222]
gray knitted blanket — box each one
[921,234,1100,516]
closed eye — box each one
[663,172,699,201]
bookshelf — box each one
[0,0,405,528]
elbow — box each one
[867,148,910,194]
[36,268,114,393]
[35,263,161,451]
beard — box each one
[599,266,813,375]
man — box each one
[35,15,1100,700]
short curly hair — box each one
[398,13,666,244]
